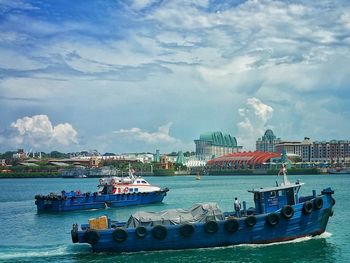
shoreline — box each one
[0,172,332,179]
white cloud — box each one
[1,1,350,153]
[0,115,78,151]
[130,0,157,11]
[0,48,43,70]
[114,122,179,144]
[237,98,274,150]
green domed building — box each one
[256,129,282,152]
[194,132,242,161]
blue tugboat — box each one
[71,169,335,252]
[35,171,169,212]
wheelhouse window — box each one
[278,190,286,196]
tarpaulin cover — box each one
[126,203,224,228]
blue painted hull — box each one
[36,190,168,212]
[73,191,334,252]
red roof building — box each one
[206,151,281,169]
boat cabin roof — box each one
[248,182,304,194]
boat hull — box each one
[35,190,168,212]
[73,191,334,253]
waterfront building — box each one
[194,132,242,161]
[154,150,160,163]
[276,137,350,165]
[256,129,282,152]
[159,155,174,170]
[184,157,206,168]
[275,141,302,156]
[90,156,102,167]
[301,137,313,162]
[206,151,281,170]
[309,140,350,164]
[176,151,185,165]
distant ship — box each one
[328,168,350,174]
[61,166,120,178]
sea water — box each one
[0,174,348,263]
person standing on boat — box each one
[102,183,108,195]
[234,197,241,217]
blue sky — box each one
[0,0,350,153]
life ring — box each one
[314,197,323,210]
[224,218,239,233]
[123,187,129,193]
[281,205,294,219]
[135,226,147,238]
[99,179,104,185]
[303,201,313,214]
[245,215,257,227]
[266,213,280,226]
[204,220,219,234]
[84,229,100,244]
[180,224,195,237]
[152,225,167,240]
[112,228,128,242]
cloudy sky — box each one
[0,0,350,153]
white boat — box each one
[98,169,161,194]
[328,168,350,174]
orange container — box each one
[88,215,108,230]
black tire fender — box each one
[314,197,323,210]
[135,226,147,238]
[245,215,257,227]
[266,213,280,226]
[281,205,294,219]
[152,225,167,240]
[84,229,100,244]
[180,224,195,237]
[204,220,219,234]
[112,228,128,242]
[224,218,239,233]
[71,230,79,243]
[303,201,313,214]
[331,197,335,206]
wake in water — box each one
[234,231,333,248]
[0,244,90,261]
[117,232,333,256]
[0,232,332,262]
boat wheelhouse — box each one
[35,171,169,212]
